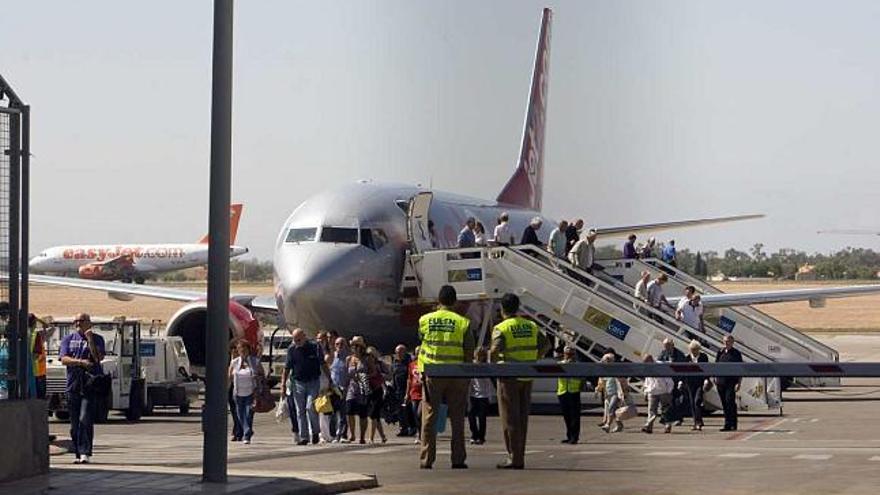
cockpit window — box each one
[286,228,317,243]
[320,227,358,244]
[395,200,409,213]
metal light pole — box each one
[203,0,233,484]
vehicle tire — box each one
[179,402,190,415]
[121,277,133,284]
[54,410,70,421]
[134,276,145,285]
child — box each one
[468,348,495,445]
[406,346,423,444]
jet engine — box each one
[165,299,262,372]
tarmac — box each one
[4,333,880,495]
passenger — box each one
[715,335,743,431]
[640,237,657,259]
[329,337,350,442]
[227,339,245,442]
[316,331,331,357]
[569,229,598,273]
[492,212,515,246]
[281,328,331,445]
[428,220,438,248]
[392,345,415,437]
[489,293,550,469]
[634,270,651,302]
[646,273,672,312]
[662,239,677,267]
[345,336,370,443]
[641,355,674,434]
[468,348,494,445]
[365,347,389,444]
[623,234,638,259]
[547,220,569,259]
[598,353,627,433]
[59,313,105,464]
[29,314,50,400]
[685,340,709,431]
[318,350,336,444]
[565,219,584,254]
[658,338,687,425]
[406,346,423,445]
[228,339,262,444]
[458,217,476,248]
[474,221,488,247]
[418,285,473,470]
[556,346,582,444]
[676,287,705,333]
[520,217,543,248]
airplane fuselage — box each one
[273,180,557,350]
[30,243,249,276]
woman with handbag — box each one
[228,340,262,444]
[598,353,629,433]
[345,337,370,444]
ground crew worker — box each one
[489,293,550,469]
[557,346,583,444]
[418,285,474,470]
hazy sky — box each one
[4,1,880,260]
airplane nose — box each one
[275,245,363,328]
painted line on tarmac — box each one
[735,418,788,441]
[350,446,410,455]
[793,454,832,460]
[490,450,544,455]
[571,451,611,456]
[868,456,880,461]
[643,451,687,457]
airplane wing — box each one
[594,214,764,238]
[817,229,880,236]
[669,284,880,308]
[31,274,206,302]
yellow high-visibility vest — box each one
[492,316,540,363]
[556,360,582,395]
[418,308,470,372]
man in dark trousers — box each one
[714,335,743,431]
[657,338,687,425]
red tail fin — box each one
[199,203,243,244]
[496,8,552,211]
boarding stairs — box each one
[597,257,840,388]
[402,245,782,412]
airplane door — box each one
[407,192,434,254]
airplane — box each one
[29,204,248,284]
[29,8,880,371]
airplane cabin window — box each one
[320,227,358,244]
[286,228,317,243]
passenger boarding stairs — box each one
[403,245,782,412]
[597,257,840,388]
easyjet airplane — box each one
[31,9,880,369]
[29,204,248,283]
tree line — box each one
[598,243,880,280]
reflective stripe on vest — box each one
[493,317,539,363]
[418,308,470,372]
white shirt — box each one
[492,221,514,245]
[677,299,703,329]
[643,376,674,396]
[474,232,486,246]
[634,279,649,301]
[569,238,595,268]
[231,356,257,397]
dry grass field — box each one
[28,282,274,326]
[26,280,880,333]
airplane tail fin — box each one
[199,203,243,244]
[496,8,552,211]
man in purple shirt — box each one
[59,313,106,464]
[623,234,637,259]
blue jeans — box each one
[293,378,320,440]
[234,394,254,440]
[68,391,97,457]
